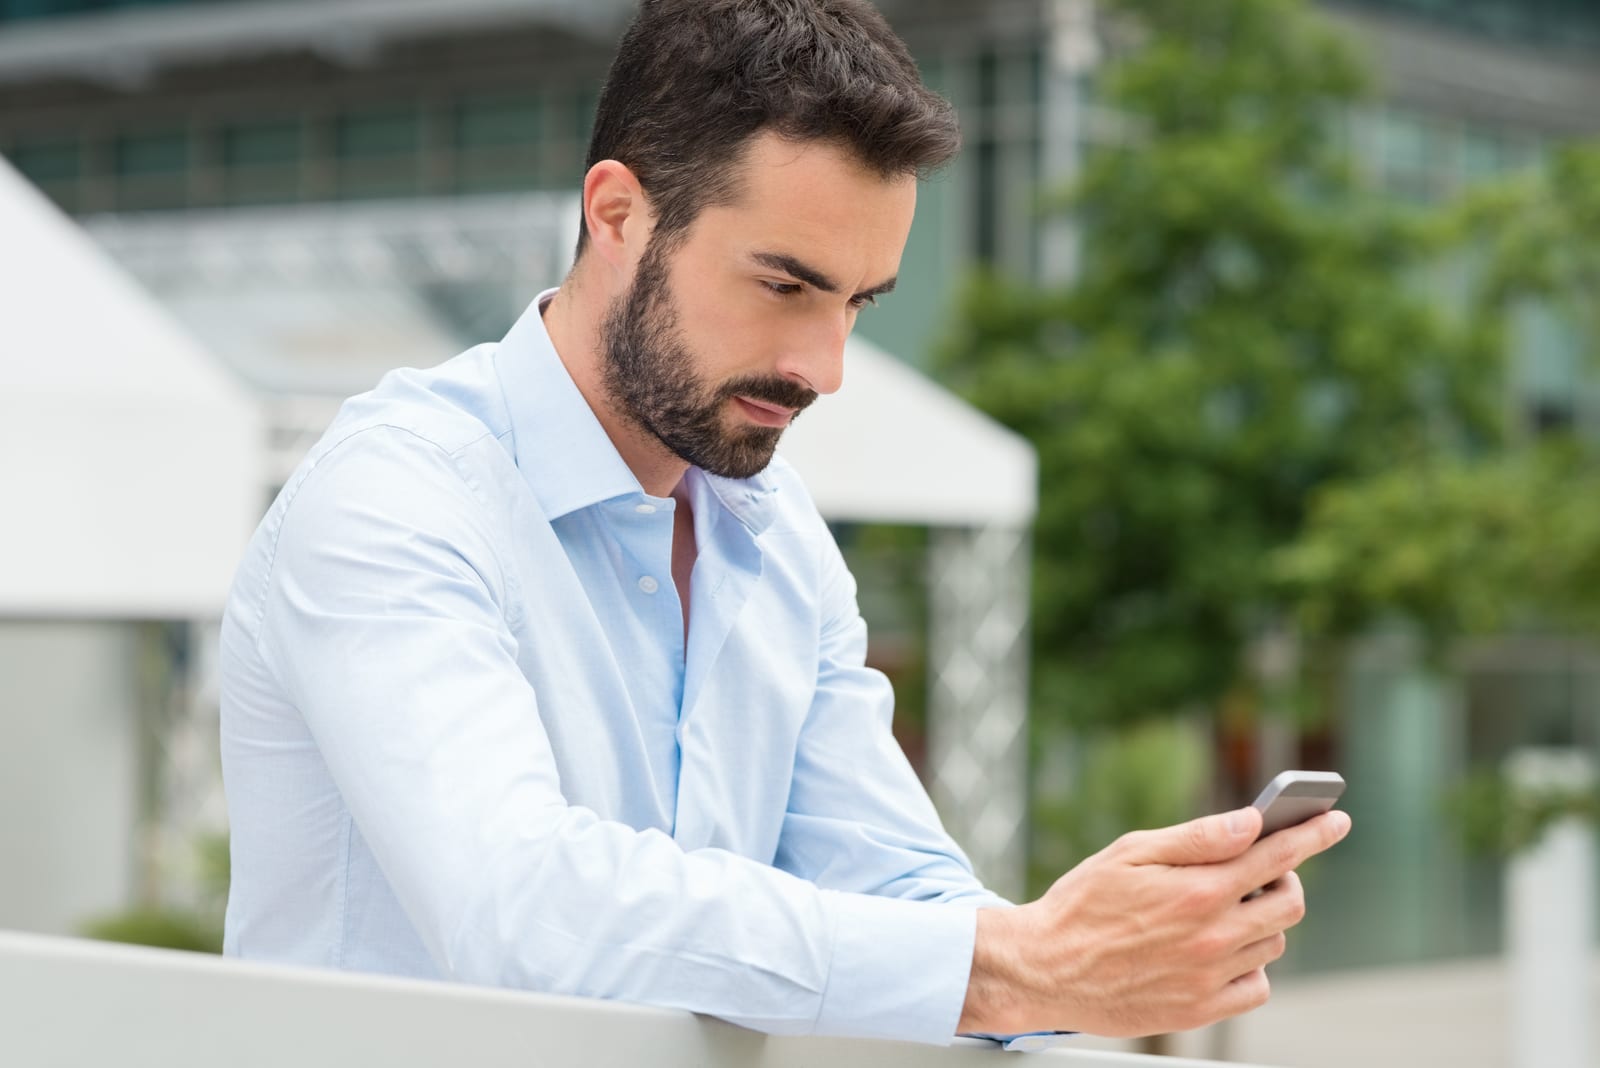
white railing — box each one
[0,930,1267,1068]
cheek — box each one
[677,296,779,374]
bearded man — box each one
[220,0,1348,1047]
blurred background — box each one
[1,0,1597,1064]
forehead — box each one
[685,132,918,280]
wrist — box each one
[957,905,1032,1035]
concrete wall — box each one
[0,621,139,935]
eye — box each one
[848,294,878,310]
[762,280,803,298]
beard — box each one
[599,242,817,481]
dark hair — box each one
[575,0,960,260]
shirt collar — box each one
[700,469,780,536]
[494,288,780,534]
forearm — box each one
[957,905,1042,1036]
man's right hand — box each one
[957,805,1351,1038]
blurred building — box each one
[1,0,1598,980]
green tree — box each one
[940,0,1495,746]
[940,0,1600,910]
[1275,141,1600,642]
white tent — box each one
[0,156,262,939]
[0,156,262,619]
[779,335,1036,528]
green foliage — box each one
[1447,767,1600,856]
[1453,143,1600,348]
[1275,143,1600,644]
[80,831,229,954]
[940,0,1503,730]
[81,908,223,955]
[1030,717,1209,886]
[1276,441,1600,639]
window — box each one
[116,129,188,175]
[115,129,189,209]
[455,93,541,150]
[222,119,302,204]
[337,108,419,159]
[1515,303,1584,437]
[334,107,421,199]
[9,135,81,210]
[454,93,542,194]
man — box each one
[220,0,1349,1048]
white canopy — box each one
[779,335,1037,527]
[0,157,262,618]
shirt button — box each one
[637,576,660,595]
[635,503,657,515]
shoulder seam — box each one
[250,421,505,654]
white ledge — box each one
[0,930,1262,1067]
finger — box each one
[1228,809,1350,894]
[1232,870,1306,947]
[1116,807,1262,867]
[1223,929,1289,980]
[1209,966,1273,1023]
[1238,863,1297,903]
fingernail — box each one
[1226,808,1250,835]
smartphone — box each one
[1251,769,1345,839]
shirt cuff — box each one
[812,891,978,1045]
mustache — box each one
[716,374,818,414]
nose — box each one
[775,313,849,396]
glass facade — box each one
[0,0,261,25]
[0,84,602,212]
[1342,0,1600,50]
[865,41,1047,365]
[1350,104,1545,203]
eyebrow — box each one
[750,250,898,300]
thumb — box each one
[1121,807,1261,866]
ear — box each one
[581,159,651,274]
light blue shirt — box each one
[219,290,1007,1045]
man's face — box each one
[599,133,917,480]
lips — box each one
[733,396,797,428]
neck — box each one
[540,269,691,499]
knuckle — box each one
[1201,960,1236,994]
[1110,829,1145,857]
[1267,834,1300,871]
[1266,931,1289,962]
[1191,928,1229,961]
[1179,876,1224,913]
[1249,970,1273,1009]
